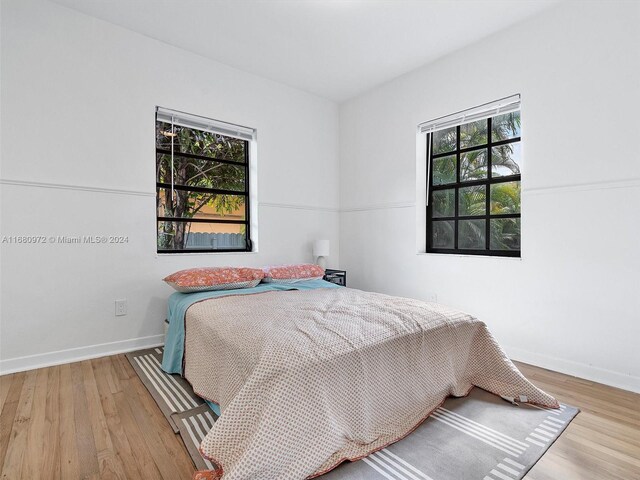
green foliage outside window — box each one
[156,121,248,251]
[429,111,521,254]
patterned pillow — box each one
[163,267,264,293]
[262,264,325,284]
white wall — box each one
[339,1,640,393]
[0,0,339,372]
[2,0,639,395]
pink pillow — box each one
[163,267,264,293]
[263,264,325,284]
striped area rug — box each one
[127,347,578,479]
[173,405,220,471]
[126,347,205,432]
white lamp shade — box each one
[313,239,330,257]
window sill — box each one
[156,251,258,257]
[416,252,522,260]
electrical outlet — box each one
[115,299,127,316]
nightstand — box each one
[324,269,347,287]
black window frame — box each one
[155,113,252,254]
[426,115,521,257]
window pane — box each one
[490,218,521,251]
[157,189,246,220]
[156,121,246,163]
[460,149,487,182]
[432,127,456,155]
[459,219,486,250]
[491,111,521,141]
[491,142,521,177]
[157,221,246,251]
[432,189,455,218]
[460,119,488,149]
[157,154,245,191]
[431,220,455,249]
[490,181,521,215]
[458,185,486,216]
[433,154,456,185]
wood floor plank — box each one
[0,375,13,417]
[70,361,100,480]
[20,368,49,479]
[0,372,24,473]
[59,364,80,479]
[103,356,122,396]
[0,369,37,479]
[42,365,61,480]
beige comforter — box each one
[184,287,557,480]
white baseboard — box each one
[0,334,165,375]
[505,346,640,394]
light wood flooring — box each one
[0,355,638,479]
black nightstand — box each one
[324,269,347,287]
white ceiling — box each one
[50,0,560,102]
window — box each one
[424,97,521,256]
[155,107,254,253]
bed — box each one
[162,280,557,480]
